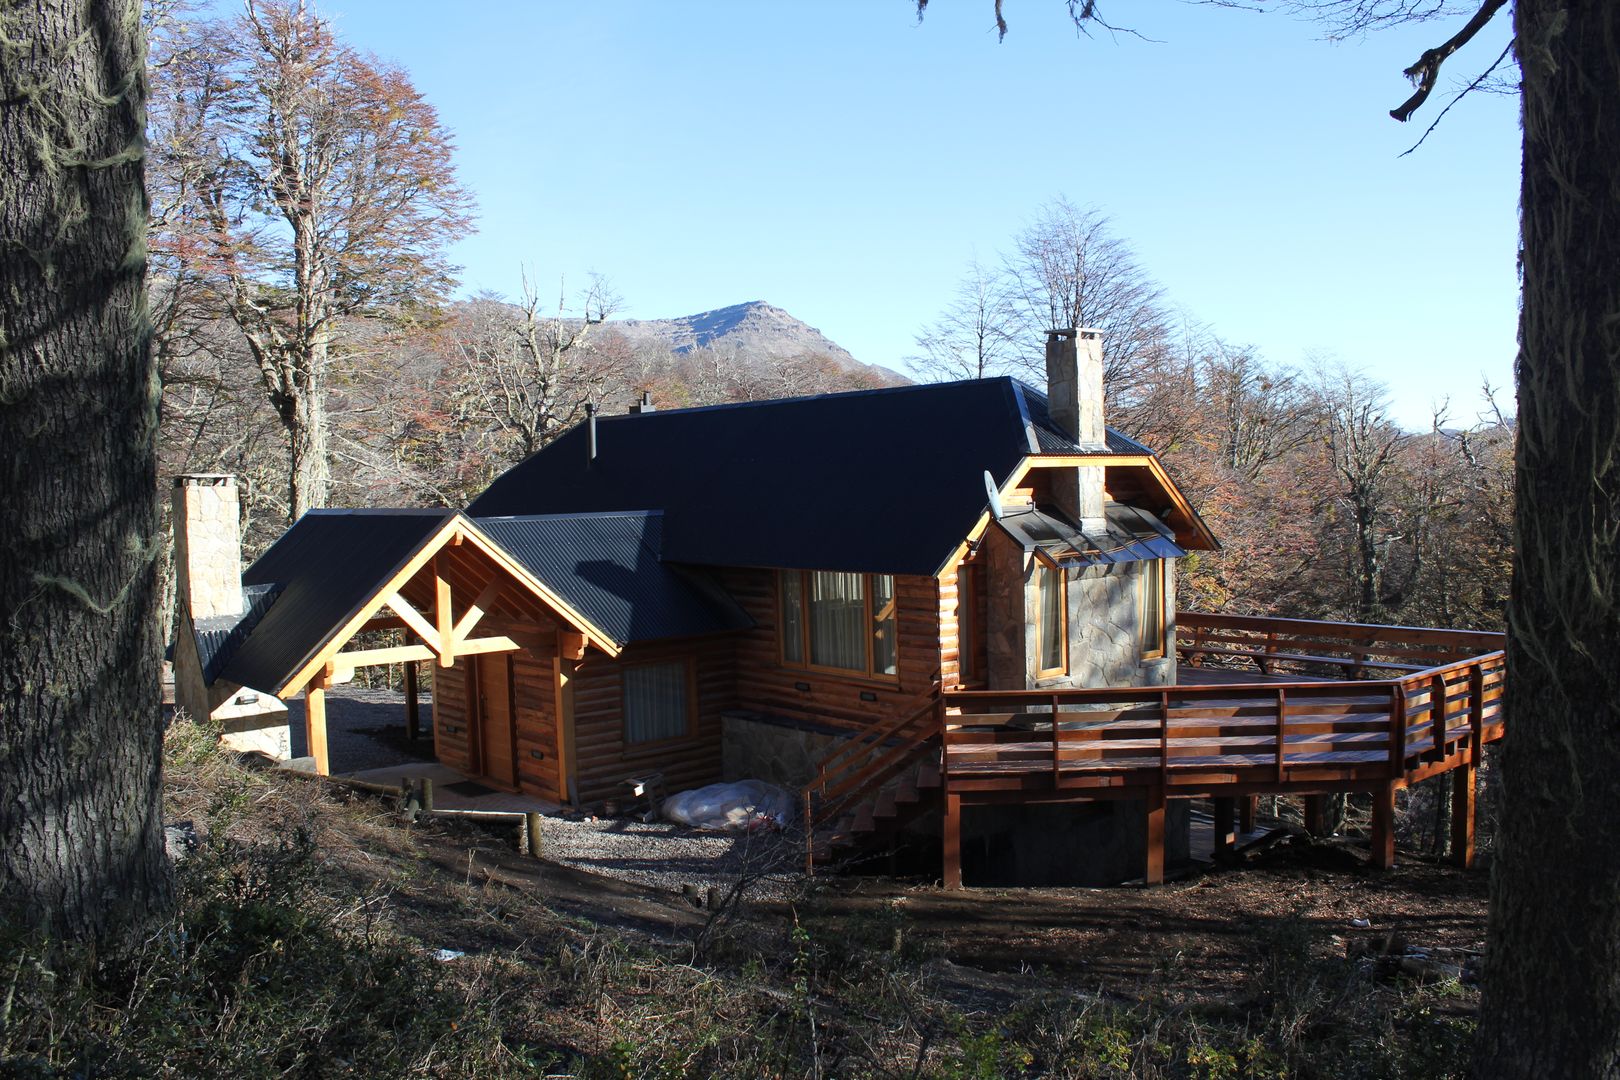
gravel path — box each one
[280,685,805,898]
[284,685,437,773]
[534,816,803,900]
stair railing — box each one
[802,689,944,872]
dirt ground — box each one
[373,797,1489,1007]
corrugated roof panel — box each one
[221,510,454,693]
[995,503,1186,569]
[474,512,752,644]
[469,378,1045,576]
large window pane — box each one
[1038,565,1066,674]
[1141,561,1166,658]
[871,574,897,677]
[624,662,688,744]
[810,571,866,670]
[780,572,804,663]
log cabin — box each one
[173,328,1505,887]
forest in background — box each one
[146,0,1515,641]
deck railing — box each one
[941,615,1505,795]
[801,691,942,870]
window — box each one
[1141,560,1167,659]
[779,570,899,680]
[623,661,691,744]
[1036,563,1068,677]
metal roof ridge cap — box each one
[1009,381,1042,455]
[473,509,665,523]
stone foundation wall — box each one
[721,712,879,791]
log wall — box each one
[717,568,944,730]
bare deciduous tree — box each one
[148,0,474,519]
[910,256,1019,381]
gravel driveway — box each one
[280,684,804,898]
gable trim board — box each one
[265,512,620,699]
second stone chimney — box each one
[172,474,243,622]
[1044,328,1108,534]
[628,390,656,415]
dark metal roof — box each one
[473,512,752,644]
[994,502,1186,568]
[194,583,282,685]
[220,509,454,693]
[469,377,1162,577]
[1016,382,1156,456]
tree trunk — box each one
[0,0,171,938]
[287,385,330,520]
[1474,1,1620,1073]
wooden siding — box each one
[718,568,944,730]
[431,621,563,802]
[569,636,737,805]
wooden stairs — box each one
[809,752,943,867]
[801,691,943,873]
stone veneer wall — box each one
[721,712,881,791]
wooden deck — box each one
[803,612,1507,887]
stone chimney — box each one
[1044,328,1108,533]
[628,390,656,415]
[172,474,243,622]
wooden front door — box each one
[474,654,518,790]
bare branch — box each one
[1398,37,1515,154]
[1389,0,1508,121]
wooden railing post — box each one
[1158,690,1171,789]
[1468,662,1485,764]
[1389,683,1408,778]
[1273,687,1288,783]
[803,790,815,874]
[1051,693,1062,785]
[1429,672,1449,763]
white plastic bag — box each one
[661,780,795,831]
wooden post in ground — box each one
[943,792,962,889]
[1451,760,1477,869]
[525,812,543,858]
[404,661,420,740]
[1369,783,1397,870]
[1144,787,1166,885]
[1239,795,1258,834]
[1212,796,1237,858]
[1303,794,1328,837]
[305,670,331,776]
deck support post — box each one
[1144,787,1166,885]
[1369,782,1397,870]
[404,660,420,740]
[1451,759,1477,869]
[1303,794,1328,837]
[305,669,331,776]
[1212,796,1237,858]
[1239,795,1258,834]
[943,792,963,890]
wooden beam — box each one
[1239,794,1258,834]
[559,630,587,661]
[404,661,420,741]
[385,592,443,653]
[1369,782,1397,870]
[451,577,504,646]
[306,667,332,776]
[434,558,454,668]
[943,791,963,889]
[554,652,576,806]
[1451,760,1477,869]
[1144,787,1166,885]
[457,635,520,657]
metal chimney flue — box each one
[585,402,598,465]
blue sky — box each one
[306,1,1520,428]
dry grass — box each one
[0,718,1480,1078]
